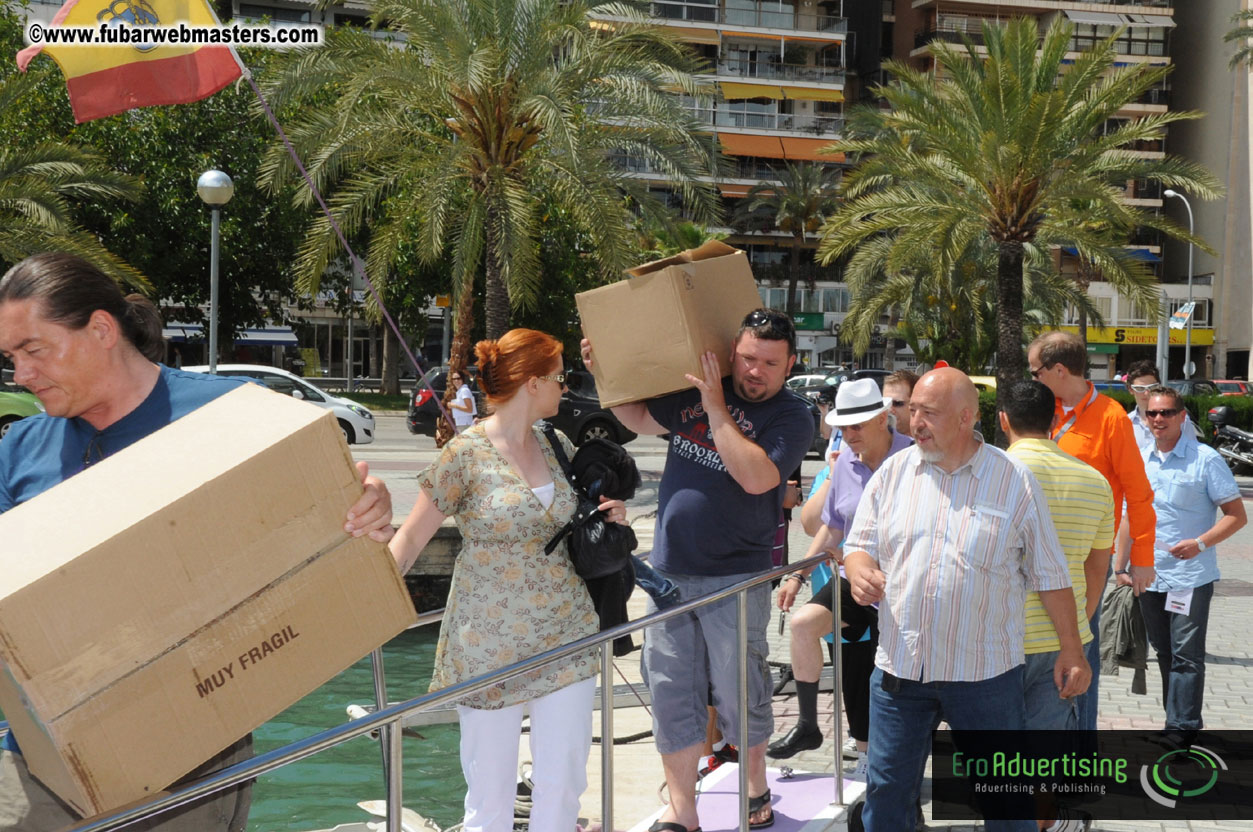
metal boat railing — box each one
[2,552,847,832]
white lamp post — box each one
[197,170,234,374]
[1163,188,1194,379]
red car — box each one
[1214,379,1252,397]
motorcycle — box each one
[1207,405,1253,474]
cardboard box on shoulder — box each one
[0,383,416,817]
[575,241,762,407]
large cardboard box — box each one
[0,383,416,817]
[576,241,762,407]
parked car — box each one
[548,370,637,446]
[786,373,841,405]
[407,366,485,436]
[1164,379,1221,398]
[852,368,892,389]
[183,364,376,444]
[1214,379,1252,397]
[0,382,44,441]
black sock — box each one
[795,680,819,731]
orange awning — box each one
[782,86,844,102]
[717,132,786,158]
[720,81,785,100]
[780,137,844,162]
[660,25,721,43]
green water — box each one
[246,626,466,831]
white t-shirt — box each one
[453,384,476,427]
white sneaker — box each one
[841,736,859,760]
[845,752,868,782]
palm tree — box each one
[818,17,1220,402]
[1226,9,1253,69]
[0,72,146,288]
[259,0,721,440]
[734,162,840,316]
[634,219,725,259]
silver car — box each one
[182,364,375,444]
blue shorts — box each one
[640,570,774,755]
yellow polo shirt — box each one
[1008,438,1115,654]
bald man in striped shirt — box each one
[842,369,1090,832]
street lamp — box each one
[197,170,234,374]
[1163,188,1194,379]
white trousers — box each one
[456,676,595,832]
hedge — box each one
[977,389,1253,446]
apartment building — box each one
[1162,0,1253,379]
[894,0,1198,379]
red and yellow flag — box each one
[17,0,244,123]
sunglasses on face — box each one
[1146,408,1180,419]
[1128,383,1155,393]
[1029,365,1049,379]
[538,372,567,384]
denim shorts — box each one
[640,570,774,755]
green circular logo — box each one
[1139,745,1227,809]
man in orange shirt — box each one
[1028,331,1155,731]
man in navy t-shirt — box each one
[581,308,813,832]
[0,253,395,832]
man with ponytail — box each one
[0,253,396,832]
[582,308,814,832]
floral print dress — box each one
[418,423,599,709]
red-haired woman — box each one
[389,328,628,832]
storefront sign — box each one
[1058,326,1213,346]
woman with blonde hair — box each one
[389,328,628,832]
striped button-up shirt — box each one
[844,436,1071,683]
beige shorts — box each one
[0,735,253,832]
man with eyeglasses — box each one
[1137,386,1246,738]
[1122,359,1200,450]
[1026,332,1155,732]
[580,308,814,832]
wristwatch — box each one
[1196,537,1208,553]
[1114,569,1129,576]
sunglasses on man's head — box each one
[744,309,788,328]
[1146,408,1180,419]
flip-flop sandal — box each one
[748,788,774,830]
[647,822,701,832]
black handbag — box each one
[541,426,637,580]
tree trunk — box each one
[995,241,1026,448]
[885,308,900,372]
[1076,265,1091,349]
[785,234,802,316]
[436,291,477,447]
[484,204,510,339]
[381,323,401,396]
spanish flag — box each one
[16,0,244,123]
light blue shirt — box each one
[1143,431,1241,592]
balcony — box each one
[650,1,848,35]
[686,106,844,135]
[716,58,846,85]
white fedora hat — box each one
[825,378,889,427]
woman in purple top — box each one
[766,378,913,780]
